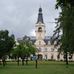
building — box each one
[17,7,74,61]
[30,7,74,61]
[32,7,57,60]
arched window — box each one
[38,27,42,32]
[39,41,41,45]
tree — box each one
[55,0,74,64]
[21,36,36,65]
[12,44,22,65]
[0,30,15,66]
[15,35,36,65]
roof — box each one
[36,7,44,24]
[29,36,51,45]
[17,36,51,45]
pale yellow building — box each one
[32,7,74,61]
[17,7,74,61]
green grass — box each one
[0,61,74,74]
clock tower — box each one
[35,7,46,47]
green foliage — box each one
[56,0,74,64]
[12,36,36,59]
[0,30,15,57]
[56,0,74,9]
[56,0,74,52]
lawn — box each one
[0,61,74,74]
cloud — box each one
[0,0,60,38]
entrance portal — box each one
[38,54,43,60]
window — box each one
[51,48,54,52]
[45,55,47,60]
[44,48,47,52]
[39,41,41,45]
[38,47,41,52]
[38,27,42,32]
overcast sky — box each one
[0,0,60,39]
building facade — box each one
[17,7,74,61]
[33,7,74,61]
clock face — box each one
[38,27,42,32]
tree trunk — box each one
[0,62,1,65]
[26,57,28,65]
[2,56,6,67]
[35,60,37,69]
[65,52,68,65]
[17,57,19,66]
[22,58,24,66]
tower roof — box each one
[36,7,44,24]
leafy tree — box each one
[21,36,36,65]
[0,30,15,66]
[12,44,22,65]
[55,0,74,64]
[13,35,36,66]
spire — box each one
[36,7,44,24]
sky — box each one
[0,0,60,39]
